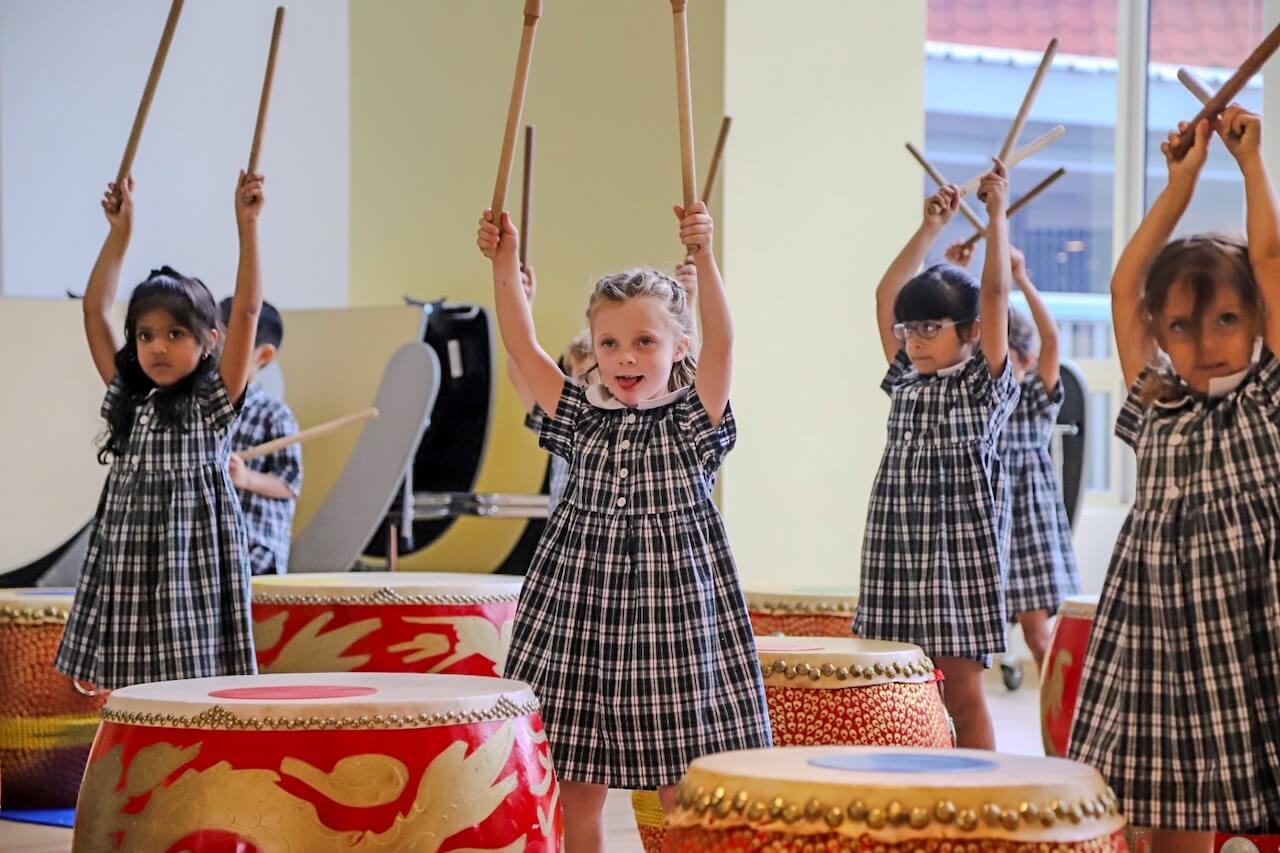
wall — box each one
[0,0,350,308]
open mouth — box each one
[615,374,643,391]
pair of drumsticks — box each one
[115,1,376,460]
[489,0,730,264]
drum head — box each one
[756,637,934,688]
[103,672,537,731]
[252,572,522,602]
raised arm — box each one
[677,202,731,426]
[505,264,543,414]
[478,210,564,416]
[1219,106,1280,351]
[1112,119,1210,388]
[84,178,134,385]
[1010,246,1060,391]
[220,171,265,404]
[876,186,960,364]
[978,160,1011,376]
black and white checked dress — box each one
[504,380,771,788]
[55,374,258,690]
[854,350,1020,665]
[1000,373,1081,618]
[1069,355,1280,832]
[229,383,302,575]
[525,408,569,509]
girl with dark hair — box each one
[55,171,266,690]
[945,241,1081,671]
[855,163,1020,750]
[1070,108,1280,850]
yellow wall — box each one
[717,2,926,587]
[350,2,926,582]
[351,0,725,570]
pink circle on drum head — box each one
[756,644,824,652]
[207,685,378,700]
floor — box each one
[2,665,1043,852]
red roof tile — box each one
[928,0,1265,70]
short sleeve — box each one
[683,386,736,473]
[880,349,913,396]
[1023,373,1065,420]
[1252,346,1280,401]
[101,373,127,420]
[194,374,241,433]
[263,405,303,496]
[538,379,585,461]
[1115,365,1158,450]
[963,351,1019,409]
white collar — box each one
[585,383,690,411]
[1206,338,1263,398]
[935,356,973,378]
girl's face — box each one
[1011,348,1037,382]
[900,318,980,375]
[1154,280,1258,393]
[133,308,216,387]
[591,296,689,406]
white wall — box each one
[0,0,349,308]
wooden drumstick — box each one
[114,0,185,202]
[998,38,1059,162]
[520,124,535,270]
[672,0,700,253]
[239,407,379,461]
[1176,68,1215,106]
[959,167,1066,251]
[1169,22,1280,159]
[491,0,543,223]
[701,115,732,202]
[927,125,1065,215]
[247,7,285,175]
[905,142,986,233]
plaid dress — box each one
[854,350,1020,665]
[229,383,302,575]
[1000,373,1081,618]
[54,373,257,690]
[505,380,771,787]
[1069,355,1280,832]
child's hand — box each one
[521,264,537,303]
[1216,104,1261,165]
[674,201,714,258]
[675,258,698,303]
[235,171,265,228]
[924,185,959,229]
[978,158,1008,215]
[1010,245,1027,279]
[944,241,974,267]
[228,453,250,490]
[1164,118,1211,189]
[477,209,519,262]
[102,177,134,231]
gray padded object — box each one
[288,342,440,573]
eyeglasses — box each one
[892,320,962,341]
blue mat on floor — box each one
[0,808,75,828]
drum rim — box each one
[745,588,859,614]
[757,637,935,688]
[0,587,74,623]
[251,572,522,605]
[102,673,539,732]
[668,746,1124,843]
[1057,595,1099,620]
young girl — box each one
[477,203,769,852]
[55,171,266,690]
[854,162,1019,750]
[1070,109,1280,849]
[946,242,1081,668]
